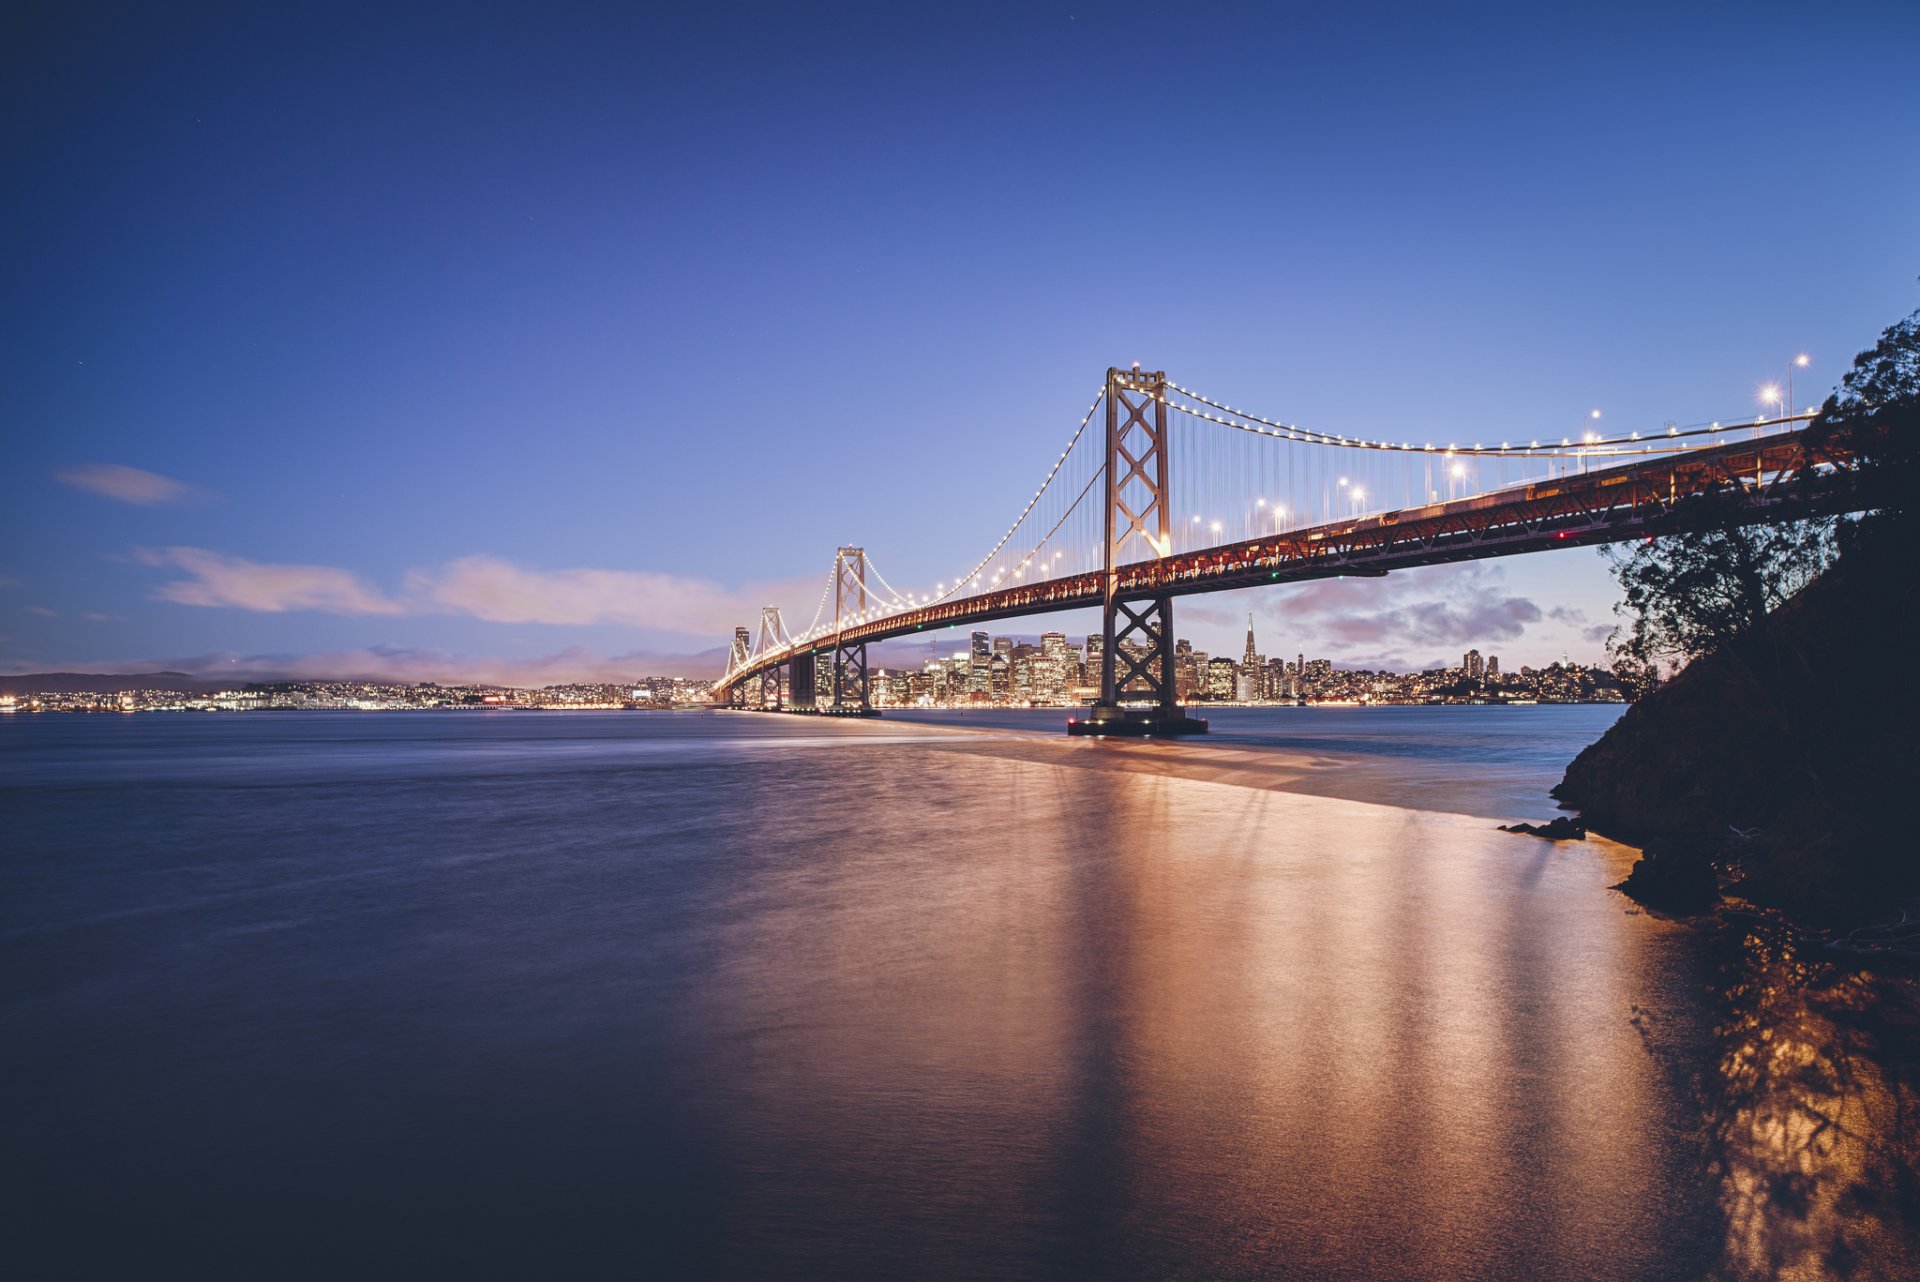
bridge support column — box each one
[788,652,817,713]
[831,640,872,715]
[1070,366,1206,738]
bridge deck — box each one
[721,423,1868,691]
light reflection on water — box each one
[1698,920,1920,1281]
[1,710,1913,1280]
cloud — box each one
[408,555,765,634]
[1197,561,1589,668]
[1321,595,1543,647]
[130,546,818,640]
[26,605,56,617]
[1253,565,1543,649]
[134,547,404,615]
[57,464,195,505]
[412,552,825,633]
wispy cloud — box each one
[57,464,196,506]
[26,605,57,617]
[409,555,766,634]
[134,547,404,615]
[130,546,815,637]
[1171,562,1616,670]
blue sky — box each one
[5,1,1917,682]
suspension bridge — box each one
[714,366,1875,735]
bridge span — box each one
[716,367,1875,735]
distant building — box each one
[1206,657,1237,700]
[1085,634,1106,692]
[1174,638,1200,700]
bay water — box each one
[4,707,1913,1279]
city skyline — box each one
[2,619,1620,712]
[7,5,1918,682]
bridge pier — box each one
[829,638,876,717]
[787,652,816,712]
[1070,366,1206,738]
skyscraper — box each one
[1243,613,1260,676]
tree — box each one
[1603,514,1838,671]
[1816,299,1920,559]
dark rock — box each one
[1499,817,1587,840]
[1551,543,1919,927]
[1614,847,1719,914]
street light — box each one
[1790,353,1810,420]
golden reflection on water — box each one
[695,745,1716,1279]
[1705,921,1920,1281]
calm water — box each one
[3,708,1915,1280]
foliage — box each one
[1819,298,1920,556]
[1607,650,1660,701]
[1603,517,1838,670]
[1822,301,1920,419]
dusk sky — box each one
[6,2,1917,683]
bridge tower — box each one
[1070,367,1207,737]
[755,606,785,709]
[725,626,752,707]
[828,546,876,715]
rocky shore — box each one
[1551,540,1917,927]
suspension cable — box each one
[794,564,835,642]
[925,386,1106,606]
[1166,379,1815,456]
[860,554,919,607]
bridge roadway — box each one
[719,421,1868,696]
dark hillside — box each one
[1555,536,1919,924]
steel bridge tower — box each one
[754,605,785,709]
[825,545,874,715]
[724,626,752,707]
[1070,367,1207,736]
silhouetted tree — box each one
[1603,515,1838,671]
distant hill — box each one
[0,671,234,696]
